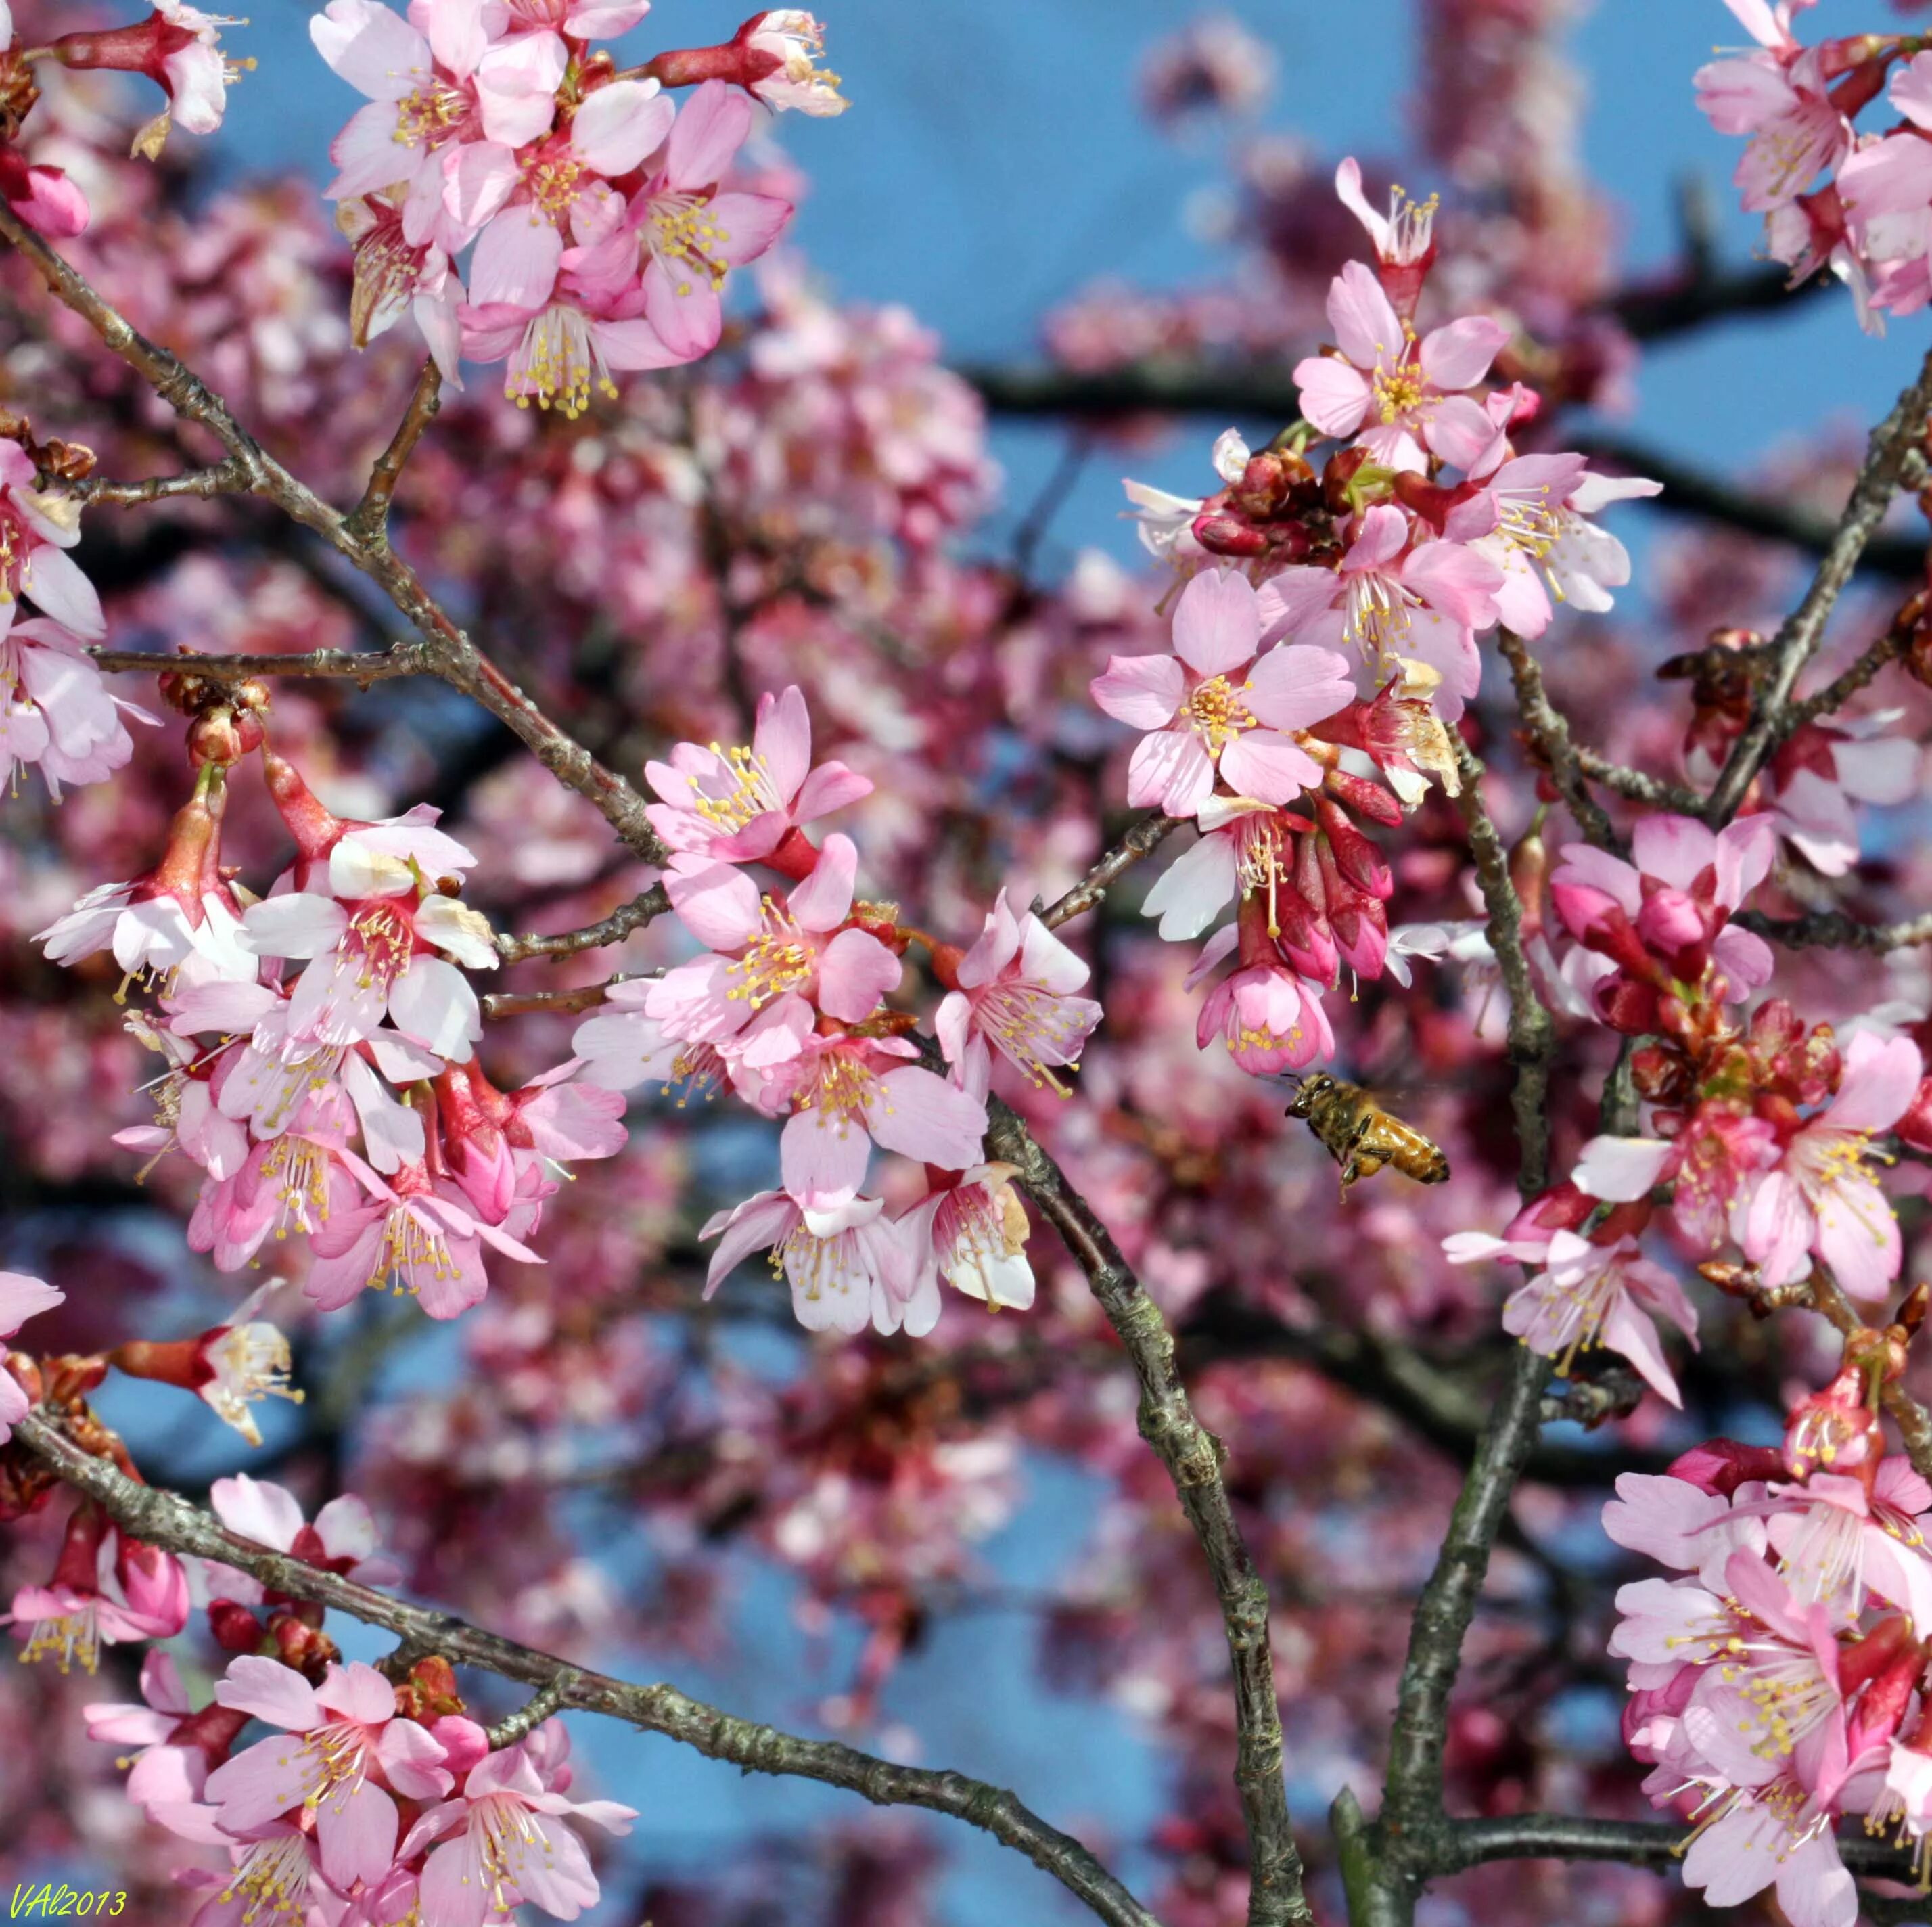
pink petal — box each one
[792,761,872,822]
[865,1066,988,1170]
[665,79,752,187]
[0,1270,62,1338]
[571,78,675,174]
[213,1655,322,1730]
[1294,355,1372,438]
[1418,315,1509,390]
[468,210,564,311]
[1170,568,1260,677]
[1218,729,1322,805]
[780,1108,871,1203]
[1090,652,1183,729]
[816,928,902,1022]
[1815,1174,1901,1301]
[1325,259,1404,370]
[706,191,794,266]
[209,1474,303,1551]
[666,860,764,952]
[1573,1135,1675,1202]
[751,685,812,800]
[1126,729,1214,817]
[1244,643,1356,731]
[317,1777,400,1892]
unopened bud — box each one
[207,1599,265,1653]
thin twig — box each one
[68,456,254,505]
[1806,1271,1932,1484]
[1493,629,1623,851]
[1736,907,1932,952]
[480,974,654,1020]
[12,1411,1165,1927]
[346,359,443,545]
[1703,350,1932,823]
[493,887,670,964]
[1038,813,1182,932]
[983,1095,1312,1927]
[1450,737,1556,1196]
[88,643,430,683]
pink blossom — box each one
[9,1524,189,1673]
[208,1656,451,1892]
[310,0,567,250]
[84,1649,214,1815]
[239,850,499,1061]
[1448,451,1661,639]
[0,443,103,640]
[0,1269,63,1445]
[1734,1030,1923,1299]
[599,80,796,363]
[733,11,848,117]
[1449,1225,1699,1407]
[1090,567,1355,817]
[1258,506,1502,720]
[51,2,249,152]
[1333,156,1438,319]
[206,1472,401,1601]
[900,1163,1036,1313]
[1695,44,1846,212]
[702,1187,926,1335]
[1292,261,1509,472]
[745,1028,988,1202]
[645,833,902,1045]
[303,1152,541,1319]
[0,616,142,798]
[935,888,1103,1099]
[1760,709,1920,876]
[0,146,91,239]
[462,78,675,312]
[1192,935,1335,1076]
[338,190,465,384]
[400,1731,637,1924]
[572,982,728,1102]
[645,683,872,863]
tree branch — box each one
[984,1097,1312,1927]
[12,1410,1166,1927]
[493,887,670,965]
[346,359,442,546]
[0,204,670,868]
[68,456,255,505]
[1736,907,1932,953]
[88,643,432,683]
[1039,813,1182,931]
[1703,351,1932,823]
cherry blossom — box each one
[207,1656,451,1890]
[900,1163,1036,1313]
[400,1731,637,1924]
[1292,260,1509,473]
[1258,506,1502,719]
[8,1516,189,1673]
[702,1187,925,1336]
[0,441,102,640]
[935,888,1103,1099]
[645,833,902,1045]
[0,1269,64,1443]
[1734,1031,1924,1300]
[645,683,873,864]
[1090,567,1355,816]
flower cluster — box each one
[1695,0,1932,331]
[0,0,246,231]
[313,0,842,410]
[45,1472,635,1921]
[1095,160,1662,1083]
[574,684,1102,1333]
[1605,1340,1932,1923]
[1452,812,1931,1407]
[37,729,624,1323]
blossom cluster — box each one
[1605,1342,1932,1924]
[1450,811,1932,1407]
[36,727,626,1324]
[1695,0,1932,330]
[1092,159,1657,1081]
[572,685,1103,1333]
[313,0,842,411]
[3,1449,637,1922]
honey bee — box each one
[1284,1072,1450,1196]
